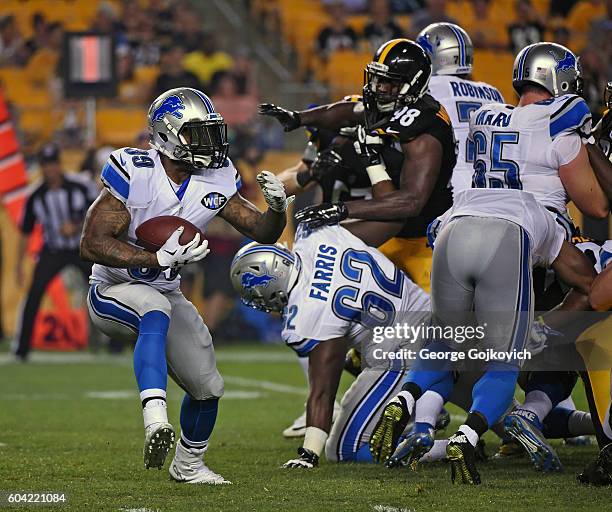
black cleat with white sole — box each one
[446,432,482,485]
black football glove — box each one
[282,447,319,469]
[295,202,348,230]
[258,103,301,132]
[310,148,344,182]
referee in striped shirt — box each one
[14,143,97,361]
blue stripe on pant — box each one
[339,371,403,462]
[88,284,140,332]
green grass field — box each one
[0,344,609,512]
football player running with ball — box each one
[80,88,292,484]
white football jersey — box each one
[466,94,591,214]
[282,225,430,356]
[90,147,241,292]
[428,75,504,195]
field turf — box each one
[0,344,609,512]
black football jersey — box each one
[315,94,456,238]
[372,93,456,238]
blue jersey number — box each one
[331,250,402,328]
[125,148,154,168]
[128,267,179,282]
[283,305,298,331]
[456,101,482,122]
[467,131,521,189]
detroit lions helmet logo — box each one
[152,95,185,122]
[549,50,576,72]
[241,272,276,289]
[416,35,434,56]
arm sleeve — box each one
[548,133,582,168]
[100,149,131,204]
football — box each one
[135,215,203,252]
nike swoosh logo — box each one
[385,128,400,134]
[164,249,177,255]
[120,154,126,166]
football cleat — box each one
[283,411,307,438]
[282,402,341,438]
[386,429,434,469]
[369,395,411,463]
[144,422,175,470]
[503,409,562,472]
[446,432,481,485]
[169,443,231,484]
[577,443,612,486]
[493,439,525,459]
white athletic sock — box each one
[458,424,479,447]
[521,390,553,424]
[568,410,595,436]
[298,356,309,383]
[414,390,444,427]
[141,390,168,429]
[395,390,416,416]
[419,439,449,463]
[557,395,575,410]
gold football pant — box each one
[576,317,612,446]
[378,236,432,293]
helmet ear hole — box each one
[158,132,168,142]
[560,82,569,91]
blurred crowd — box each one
[253,0,611,115]
[0,0,270,163]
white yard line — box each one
[223,376,307,396]
[0,349,295,365]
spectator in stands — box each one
[549,0,579,17]
[149,0,175,39]
[588,0,612,79]
[182,32,234,88]
[363,0,404,53]
[26,22,63,88]
[174,8,205,53]
[0,15,25,66]
[151,44,200,101]
[551,24,571,48]
[323,0,368,12]
[24,13,48,62]
[465,0,508,50]
[129,11,162,67]
[210,47,257,96]
[117,45,150,105]
[410,0,458,38]
[316,0,359,57]
[90,2,126,45]
[13,143,96,362]
[211,74,258,128]
[508,0,545,54]
[580,45,607,116]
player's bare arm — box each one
[589,263,612,311]
[306,337,348,433]
[559,144,609,218]
[586,142,612,204]
[344,134,442,220]
[259,101,362,132]
[277,161,317,197]
[80,190,159,268]
[219,192,286,244]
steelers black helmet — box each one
[363,39,432,120]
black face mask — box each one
[177,120,229,169]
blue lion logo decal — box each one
[152,95,185,122]
[241,272,276,289]
[549,50,576,72]
[416,35,434,56]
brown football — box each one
[135,216,203,252]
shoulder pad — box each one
[549,94,591,139]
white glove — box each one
[256,170,295,213]
[156,226,210,268]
